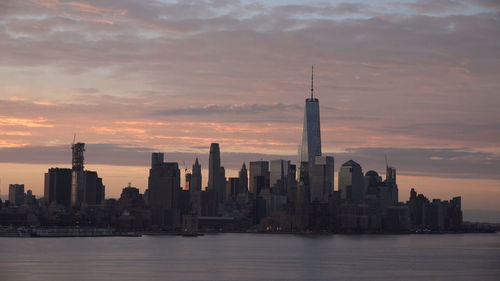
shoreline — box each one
[0,227,496,238]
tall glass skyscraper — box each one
[300,66,322,166]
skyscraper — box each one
[249,161,269,198]
[44,168,72,208]
[147,153,181,228]
[190,157,202,215]
[207,143,226,205]
[300,66,322,166]
[9,184,24,206]
[309,156,334,203]
[238,162,248,194]
[270,159,291,196]
[208,143,221,191]
[71,142,85,206]
[338,160,364,203]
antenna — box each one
[385,153,389,168]
[311,65,314,100]
[73,133,76,145]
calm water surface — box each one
[1,233,499,281]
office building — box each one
[300,66,322,166]
[249,161,269,197]
[208,143,226,204]
[9,184,24,206]
[238,162,248,194]
[270,159,291,196]
[44,168,72,208]
[190,158,202,215]
[147,153,181,228]
[309,156,334,203]
[338,160,364,203]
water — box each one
[1,233,499,281]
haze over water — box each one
[1,233,499,281]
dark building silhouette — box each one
[118,185,144,210]
[9,184,24,206]
[44,168,72,208]
[238,162,248,194]
[190,158,202,215]
[207,143,226,207]
[407,188,462,231]
[71,142,85,206]
[82,171,105,205]
[226,177,240,202]
[147,153,181,229]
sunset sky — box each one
[0,0,499,221]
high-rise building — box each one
[147,153,181,228]
[338,160,364,203]
[71,142,85,206]
[238,163,248,194]
[207,143,226,206]
[8,184,24,206]
[249,161,269,197]
[190,158,202,215]
[270,159,291,196]
[218,166,226,204]
[151,152,164,167]
[226,177,240,202]
[300,66,322,166]
[83,171,105,205]
[208,143,221,191]
[44,168,72,208]
[309,156,334,203]
[385,164,398,204]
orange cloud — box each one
[0,116,53,128]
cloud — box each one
[151,103,302,116]
[74,88,100,94]
[335,147,500,180]
[0,144,499,180]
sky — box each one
[0,0,499,221]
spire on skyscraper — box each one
[311,65,314,100]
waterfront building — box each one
[9,184,24,206]
[44,168,72,208]
[83,171,105,205]
[147,153,181,228]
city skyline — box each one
[0,0,499,222]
